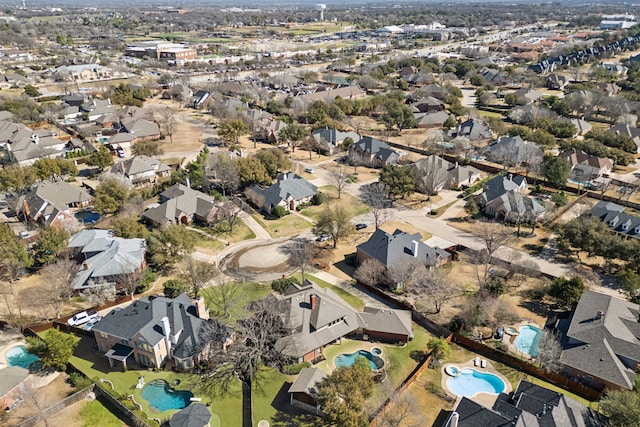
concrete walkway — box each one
[310,269,396,309]
[239,211,271,240]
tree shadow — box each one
[269,382,324,427]
[409,349,428,362]
[333,257,356,278]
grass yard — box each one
[201,282,272,325]
[80,398,128,427]
[251,213,313,238]
[300,187,370,221]
[292,273,364,310]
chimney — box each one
[447,412,459,427]
[31,134,39,144]
[508,173,513,181]
[185,177,190,188]
[82,261,89,270]
[310,294,317,309]
[195,296,209,320]
[411,240,419,257]
[596,310,605,321]
[161,316,171,352]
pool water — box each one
[6,345,40,370]
[141,380,193,412]
[75,211,101,224]
[334,350,383,370]
[446,368,506,398]
[514,325,542,357]
[371,347,382,356]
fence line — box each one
[94,383,151,427]
[16,384,96,427]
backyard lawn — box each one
[300,186,370,221]
[79,398,129,427]
[201,282,272,326]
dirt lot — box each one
[4,374,74,427]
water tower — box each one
[316,4,326,22]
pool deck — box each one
[316,338,389,373]
[0,335,27,367]
[502,321,542,361]
[441,359,513,408]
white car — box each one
[68,309,100,327]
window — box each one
[100,332,108,339]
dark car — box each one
[355,223,368,230]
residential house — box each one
[607,124,640,153]
[288,367,327,415]
[479,174,545,222]
[590,201,640,239]
[191,90,211,109]
[554,290,640,391]
[438,380,604,427]
[245,172,317,214]
[0,121,67,167]
[349,136,401,167]
[483,136,543,167]
[447,118,493,141]
[596,63,628,76]
[512,88,543,105]
[67,229,146,292]
[142,183,218,227]
[414,83,448,100]
[558,148,614,180]
[356,228,451,277]
[0,366,30,411]
[109,117,160,149]
[93,293,233,371]
[108,156,171,187]
[273,281,413,363]
[295,85,366,105]
[412,155,482,191]
[0,72,28,88]
[13,181,92,228]
[51,64,112,81]
[546,73,569,90]
[565,118,592,137]
[415,111,454,129]
[311,128,361,154]
[410,96,445,113]
[596,82,621,97]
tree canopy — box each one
[26,327,80,371]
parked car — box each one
[355,223,368,230]
[68,309,99,326]
[304,167,314,173]
[316,234,331,242]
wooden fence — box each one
[17,384,96,427]
[452,334,602,401]
[94,383,151,427]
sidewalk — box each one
[239,211,271,240]
[310,269,394,309]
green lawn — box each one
[300,187,370,221]
[193,222,256,244]
[251,213,313,237]
[292,273,364,310]
[201,282,272,326]
[80,398,126,427]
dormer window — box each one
[635,226,640,234]
[609,216,619,227]
[622,220,631,231]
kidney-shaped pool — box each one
[446,367,506,398]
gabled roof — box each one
[482,175,527,204]
[415,110,452,126]
[119,118,160,139]
[109,156,170,181]
[143,183,216,226]
[448,118,492,140]
[558,148,613,171]
[249,173,317,211]
[22,181,92,221]
[485,136,543,164]
[0,366,29,398]
[311,128,361,146]
[486,189,546,219]
[356,228,450,268]
[557,290,640,390]
[288,367,327,394]
[590,200,640,238]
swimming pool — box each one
[514,325,542,357]
[141,380,193,412]
[446,368,506,398]
[6,345,40,371]
[75,210,101,224]
[334,349,384,371]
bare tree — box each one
[361,182,392,229]
[180,257,219,298]
[468,222,514,292]
[281,238,317,281]
[80,284,116,306]
[535,330,562,372]
[379,392,424,427]
[216,199,243,233]
[414,161,450,196]
[40,258,78,319]
[510,257,540,288]
[354,259,389,287]
[116,265,143,298]
[208,152,239,197]
[410,267,458,314]
[160,107,177,144]
[388,258,425,291]
[348,150,367,174]
[207,280,241,318]
[328,167,348,199]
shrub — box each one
[136,269,157,294]
[311,192,325,205]
[271,277,300,294]
[163,279,184,298]
[485,276,507,295]
[282,361,312,375]
[68,372,93,389]
[551,191,568,207]
[273,205,287,218]
[430,209,439,215]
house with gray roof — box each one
[109,117,160,148]
[590,201,640,239]
[0,366,30,411]
[245,172,317,215]
[0,120,67,166]
[512,88,543,105]
[356,228,451,284]
[288,367,327,414]
[311,128,361,154]
[272,281,412,363]
[143,183,218,228]
[481,174,527,205]
[68,229,146,292]
[109,155,171,187]
[439,379,604,427]
[607,123,640,153]
[447,118,493,141]
[92,293,233,371]
[412,155,482,191]
[559,148,613,180]
[554,290,640,391]
[349,136,401,167]
[415,110,454,129]
[479,174,544,222]
[15,181,91,228]
[483,136,543,167]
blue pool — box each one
[334,349,383,370]
[514,325,542,357]
[141,380,193,412]
[75,210,101,224]
[446,368,506,398]
[6,345,40,370]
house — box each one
[162,84,193,102]
[192,90,211,109]
[0,121,67,167]
[596,63,628,76]
[412,155,482,191]
[311,128,361,154]
[349,136,401,167]
[108,156,171,187]
[245,172,317,214]
[558,148,614,180]
[438,379,604,427]
[512,88,543,105]
[0,366,30,411]
[554,290,640,391]
[590,201,640,239]
[566,118,592,137]
[596,82,621,97]
[295,85,366,105]
[416,83,448,100]
[13,181,92,228]
[415,111,454,129]
[288,367,327,415]
[546,73,569,90]
[67,229,146,292]
[356,228,451,274]
[109,117,160,148]
[483,136,543,166]
[484,189,546,223]
[0,72,28,88]
[410,96,445,113]
[481,174,528,205]
[142,183,218,227]
[607,124,640,153]
[51,64,112,81]
[93,293,233,371]
[447,118,493,141]
[169,403,212,427]
[273,281,413,363]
